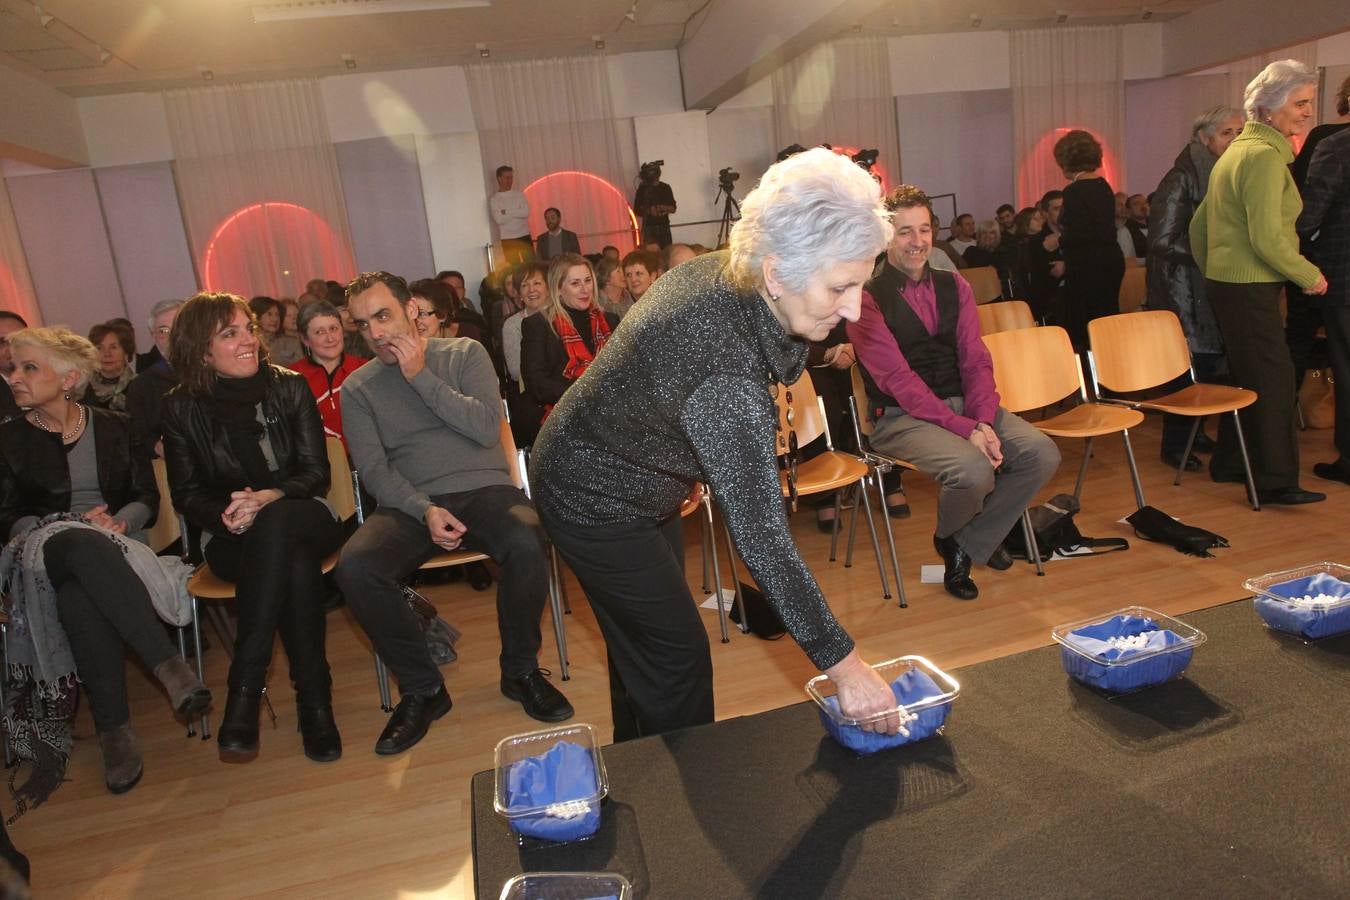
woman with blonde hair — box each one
[520,252,619,420]
[0,326,209,798]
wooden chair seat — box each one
[1036,403,1145,439]
[1131,383,1258,417]
[679,483,706,518]
[419,549,491,570]
[781,451,871,496]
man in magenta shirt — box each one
[848,185,1061,599]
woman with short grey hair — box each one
[531,148,903,742]
[1190,60,1327,505]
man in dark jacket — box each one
[1145,105,1243,470]
[534,207,581,261]
[126,299,182,458]
[1297,126,1350,485]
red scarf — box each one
[541,306,612,422]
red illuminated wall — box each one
[203,201,354,297]
[523,172,639,255]
[1018,127,1123,208]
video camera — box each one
[639,159,664,182]
[718,166,740,194]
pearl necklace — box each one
[33,403,85,442]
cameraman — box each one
[634,161,677,249]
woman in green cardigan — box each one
[1190,59,1328,506]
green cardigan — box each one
[1190,120,1321,290]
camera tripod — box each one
[715,183,741,247]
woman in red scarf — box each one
[521,253,619,422]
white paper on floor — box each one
[699,588,739,610]
[920,564,945,583]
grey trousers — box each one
[870,400,1061,563]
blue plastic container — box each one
[1244,563,1350,640]
[494,725,608,843]
[1052,607,1205,693]
[807,656,960,755]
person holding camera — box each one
[635,161,677,249]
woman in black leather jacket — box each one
[161,293,344,764]
[0,326,209,796]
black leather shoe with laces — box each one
[934,534,979,600]
[374,685,452,756]
[501,669,574,723]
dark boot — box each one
[153,656,212,720]
[934,533,978,600]
[218,687,263,762]
[98,723,143,794]
[297,704,342,763]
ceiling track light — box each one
[199,66,215,82]
[476,42,490,58]
[342,53,356,69]
[592,34,605,50]
[1055,10,1069,24]
[1140,8,1154,20]
[970,12,982,28]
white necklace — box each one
[33,403,85,441]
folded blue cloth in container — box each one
[505,741,601,842]
[1060,615,1191,692]
[818,668,950,754]
[1255,574,1350,639]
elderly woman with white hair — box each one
[1190,59,1328,505]
[530,148,902,742]
[0,327,210,800]
[1145,104,1244,472]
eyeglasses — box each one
[153,326,172,336]
[414,309,440,319]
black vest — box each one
[862,264,963,412]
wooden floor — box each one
[14,417,1350,899]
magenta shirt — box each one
[847,264,1000,438]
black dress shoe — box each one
[375,686,452,756]
[934,534,978,600]
[986,546,1014,571]
[297,704,342,763]
[1313,461,1350,486]
[886,492,911,519]
[218,687,263,762]
[502,669,575,723]
[1161,451,1202,471]
[1193,432,1217,453]
[1256,487,1327,506]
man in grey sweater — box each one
[335,271,572,756]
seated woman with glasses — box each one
[161,293,345,764]
[520,253,619,423]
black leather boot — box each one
[297,704,342,763]
[934,533,979,601]
[218,687,263,762]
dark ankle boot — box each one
[297,704,342,763]
[218,687,263,762]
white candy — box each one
[1106,633,1152,651]
[1288,593,1341,608]
[544,800,593,820]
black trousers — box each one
[335,484,549,697]
[542,510,712,743]
[1207,280,1300,490]
[205,498,343,703]
[43,529,178,733]
[1324,304,1350,462]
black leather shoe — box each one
[297,704,342,763]
[1193,432,1217,453]
[886,491,911,519]
[502,669,575,723]
[1256,487,1327,506]
[1313,461,1350,486]
[986,546,1014,571]
[218,687,262,762]
[375,686,451,756]
[1161,451,1202,471]
[934,534,978,600]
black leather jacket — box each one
[160,364,329,540]
[0,407,156,539]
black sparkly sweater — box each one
[532,252,855,671]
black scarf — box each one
[204,369,275,489]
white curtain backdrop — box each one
[1226,42,1320,114]
[0,179,41,325]
[771,35,901,190]
[165,79,356,299]
[466,56,639,255]
[1011,26,1125,208]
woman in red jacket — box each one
[288,300,366,448]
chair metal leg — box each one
[715,502,748,633]
[701,497,731,644]
[1231,409,1261,511]
[872,468,907,607]
[855,473,892,601]
[843,484,861,568]
[1,623,12,766]
[1121,429,1146,509]
[1022,510,1045,576]
[550,545,573,615]
[826,491,844,562]
[176,626,195,738]
[374,655,394,713]
[190,595,209,739]
[546,545,571,680]
[1174,419,1202,486]
[700,514,713,594]
[1073,437,1094,501]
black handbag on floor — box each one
[1003,493,1128,562]
[1125,506,1229,557]
[728,581,787,640]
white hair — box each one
[728,147,893,292]
[1191,104,1243,140]
[1243,59,1317,122]
[147,297,184,330]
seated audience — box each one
[125,299,182,458]
[850,185,1060,601]
[601,244,621,265]
[996,203,1016,236]
[250,296,304,366]
[288,300,365,447]
[961,219,1002,269]
[948,213,976,257]
[281,297,300,337]
[0,311,29,421]
[522,253,618,421]
[334,296,372,360]
[409,279,465,342]
[1114,191,1137,262]
[85,321,135,412]
[0,327,210,797]
[162,293,345,763]
[1125,193,1150,256]
[664,243,698,270]
[616,249,661,315]
[335,271,573,755]
[930,213,964,269]
[596,257,627,316]
[502,263,550,447]
[1026,193,1065,321]
[535,207,581,261]
[1055,129,1125,348]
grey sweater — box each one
[341,337,510,521]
